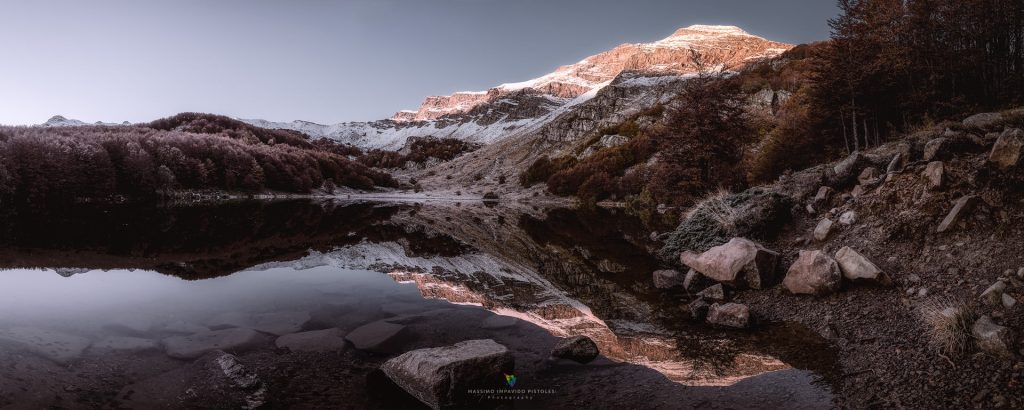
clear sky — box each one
[0,0,838,125]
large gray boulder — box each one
[988,128,1023,170]
[783,250,842,295]
[680,238,779,289]
[551,335,600,363]
[835,246,890,285]
[379,339,514,410]
[162,328,265,359]
[972,316,1016,358]
[707,303,750,328]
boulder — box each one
[922,161,944,190]
[92,336,160,352]
[550,335,600,363]
[706,303,750,328]
[345,321,407,353]
[104,316,154,336]
[988,128,1023,170]
[652,269,685,289]
[981,281,1008,306]
[972,316,1016,358]
[688,298,711,321]
[162,328,265,359]
[275,328,347,352]
[696,284,727,301]
[832,151,866,184]
[0,327,91,364]
[838,211,857,226]
[923,138,946,161]
[680,238,779,289]
[813,218,834,242]
[963,112,1003,131]
[378,339,514,410]
[835,247,890,285]
[937,195,979,233]
[783,250,842,295]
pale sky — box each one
[0,0,838,125]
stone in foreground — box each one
[345,321,406,353]
[783,250,842,295]
[550,335,599,364]
[980,281,1008,306]
[680,238,779,289]
[688,298,711,321]
[162,328,265,359]
[972,316,1016,358]
[923,161,944,190]
[652,269,685,289]
[275,328,347,352]
[378,339,514,410]
[835,246,890,285]
[0,327,91,364]
[707,303,750,328]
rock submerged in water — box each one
[162,328,266,359]
[783,250,842,295]
[0,327,91,364]
[377,339,514,410]
[551,335,600,364]
[118,350,267,409]
[275,328,347,353]
[345,321,407,353]
[680,237,779,289]
[707,303,750,328]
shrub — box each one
[919,298,976,356]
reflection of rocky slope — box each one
[261,202,799,385]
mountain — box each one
[242,25,792,150]
[41,115,129,127]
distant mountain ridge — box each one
[241,24,793,150]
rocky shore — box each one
[654,109,1024,408]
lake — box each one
[0,200,836,409]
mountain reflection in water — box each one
[0,200,836,408]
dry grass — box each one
[684,188,739,235]
[919,297,976,356]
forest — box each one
[0,114,397,204]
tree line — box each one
[0,114,397,204]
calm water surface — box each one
[0,200,836,409]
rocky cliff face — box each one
[243,25,792,150]
[392,25,791,122]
